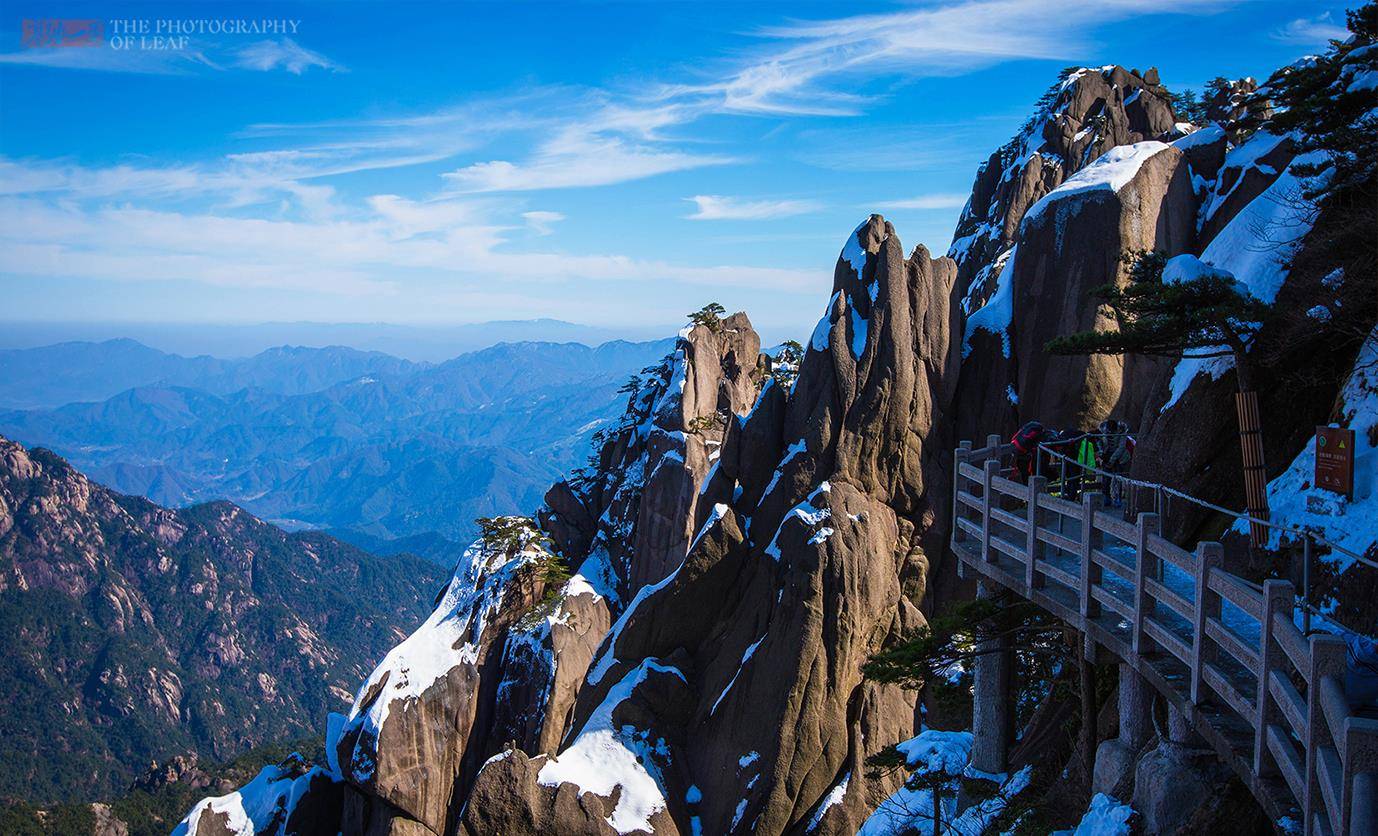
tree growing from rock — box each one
[770,340,804,389]
[686,302,726,332]
[1047,249,1276,546]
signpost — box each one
[1315,426,1356,498]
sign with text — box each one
[1315,426,1355,498]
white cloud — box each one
[874,193,970,210]
[685,195,822,221]
[0,170,821,302]
[443,129,735,193]
[672,0,1233,116]
[522,211,565,235]
[235,38,343,74]
[1273,13,1349,45]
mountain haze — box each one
[0,338,675,558]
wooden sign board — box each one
[1315,426,1356,498]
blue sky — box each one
[0,0,1357,345]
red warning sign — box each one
[1315,426,1356,498]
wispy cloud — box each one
[0,35,339,75]
[444,132,734,192]
[522,210,565,235]
[661,0,1233,117]
[1273,12,1349,45]
[873,193,970,210]
[685,195,822,221]
[0,45,214,74]
[235,38,344,74]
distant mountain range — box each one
[0,436,447,804]
[0,339,422,410]
[0,318,674,363]
[0,337,674,561]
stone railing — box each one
[951,436,1378,836]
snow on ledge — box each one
[538,659,684,834]
[1023,140,1171,224]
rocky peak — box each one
[454,215,956,835]
[949,65,1180,314]
[541,315,765,604]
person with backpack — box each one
[1069,430,1098,500]
[1010,420,1047,484]
[1097,420,1133,507]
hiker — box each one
[1010,420,1047,483]
[1042,428,1083,497]
[1098,420,1133,507]
[1067,430,1097,499]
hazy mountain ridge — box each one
[0,339,425,410]
[0,338,675,558]
[0,319,671,364]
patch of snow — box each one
[895,730,973,776]
[850,303,868,358]
[1162,149,1326,415]
[731,798,749,829]
[1071,793,1136,835]
[685,785,703,804]
[1172,124,1224,152]
[810,292,841,352]
[1200,149,1325,304]
[587,560,684,686]
[710,635,766,715]
[807,772,851,831]
[1351,70,1378,92]
[763,491,833,561]
[762,439,807,499]
[1161,253,1236,287]
[739,751,760,768]
[842,221,869,277]
[344,531,547,763]
[538,659,684,834]
[324,712,346,779]
[963,245,1017,358]
[690,503,731,552]
[173,760,329,836]
[1023,141,1170,224]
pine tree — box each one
[686,302,727,332]
[1047,250,1275,545]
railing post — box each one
[954,442,971,546]
[1132,512,1160,661]
[1303,536,1313,636]
[1079,492,1104,622]
[1255,580,1294,777]
[1306,634,1347,835]
[1190,541,1223,706]
[954,441,972,580]
[1026,476,1046,592]
[1341,718,1378,836]
[982,459,999,565]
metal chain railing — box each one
[1029,434,1374,637]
